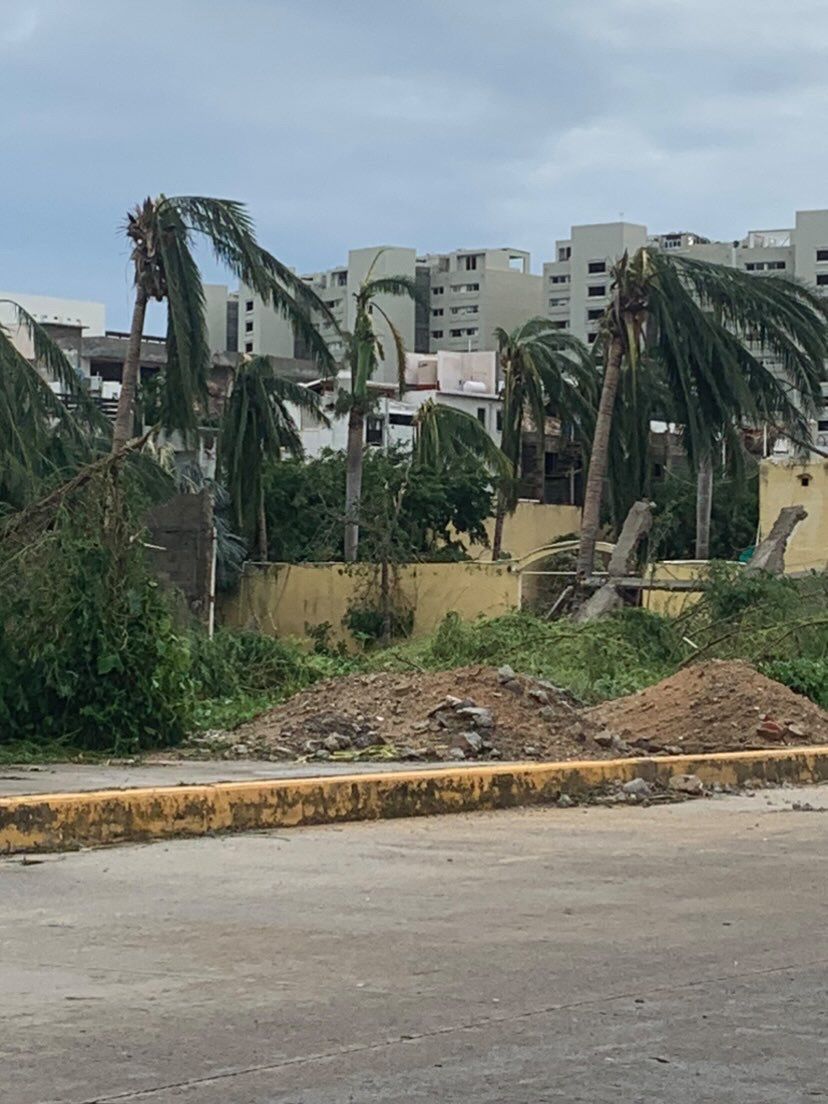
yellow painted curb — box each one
[2,747,827,854]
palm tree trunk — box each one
[535,417,546,503]
[491,498,506,560]
[257,483,268,562]
[344,406,364,562]
[380,557,391,646]
[111,288,148,452]
[576,336,624,578]
[695,452,713,560]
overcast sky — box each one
[3,0,828,329]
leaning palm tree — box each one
[113,195,335,452]
[576,249,828,577]
[342,253,419,561]
[0,300,109,509]
[412,398,512,478]
[492,319,595,559]
[218,356,327,560]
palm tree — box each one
[342,254,419,561]
[112,195,335,452]
[576,249,828,577]
[218,356,326,560]
[492,319,594,559]
[0,300,109,509]
[411,398,512,477]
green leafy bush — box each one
[760,659,828,708]
[0,475,193,753]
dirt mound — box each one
[221,666,615,763]
[587,659,828,755]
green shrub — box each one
[760,659,828,708]
[189,629,310,698]
[0,475,193,753]
[415,608,679,703]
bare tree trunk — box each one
[576,336,624,578]
[111,288,148,452]
[491,499,506,560]
[695,451,713,561]
[380,557,391,646]
[257,483,268,562]
[344,406,364,562]
[535,417,546,503]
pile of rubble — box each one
[194,665,621,763]
[587,659,828,755]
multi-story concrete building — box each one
[419,248,543,354]
[238,246,419,382]
[544,209,828,346]
[239,244,544,377]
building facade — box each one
[237,244,544,379]
[543,209,828,346]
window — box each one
[245,299,254,312]
[817,274,828,286]
[799,473,812,488]
[365,416,383,446]
[454,282,480,293]
[245,320,253,333]
[462,254,479,271]
[389,413,413,427]
[244,341,253,353]
[496,410,503,432]
[325,299,339,308]
[432,308,444,317]
[768,260,786,270]
[450,305,479,315]
[333,271,347,287]
[588,260,606,274]
[476,407,486,425]
[431,329,443,338]
[587,308,603,321]
[466,327,478,336]
[587,332,598,344]
[818,420,828,432]
[433,286,444,295]
[558,246,571,261]
[549,297,568,307]
[587,285,606,298]
[817,249,828,262]
[550,320,568,329]
[549,274,570,284]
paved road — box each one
[2,788,827,1103]
[0,758,464,797]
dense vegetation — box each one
[263,448,494,563]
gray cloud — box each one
[2,0,828,327]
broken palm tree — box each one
[574,499,654,623]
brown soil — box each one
[212,666,614,763]
[587,659,828,755]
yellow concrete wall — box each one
[759,459,828,573]
[643,560,711,617]
[465,501,582,561]
[224,561,520,644]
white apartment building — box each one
[293,350,503,458]
[419,248,543,354]
[238,246,419,383]
[544,209,828,345]
[238,245,544,377]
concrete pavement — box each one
[0,758,459,798]
[2,786,827,1102]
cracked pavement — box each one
[2,786,827,1102]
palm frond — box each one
[217,356,324,541]
[167,195,336,374]
[412,399,513,481]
